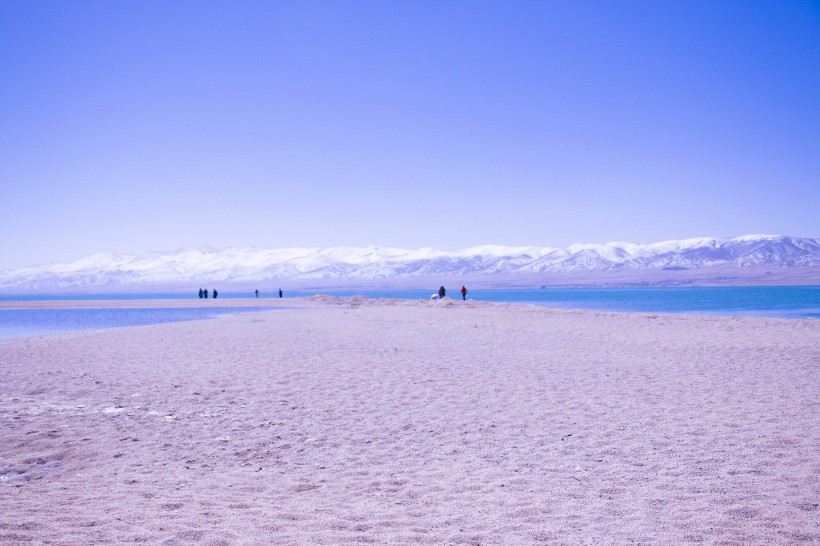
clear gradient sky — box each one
[1,0,819,270]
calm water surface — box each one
[0,307,278,341]
[292,286,820,319]
[1,286,817,340]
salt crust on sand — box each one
[1,297,818,544]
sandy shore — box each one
[1,297,818,544]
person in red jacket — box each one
[461,286,468,300]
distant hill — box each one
[2,235,819,292]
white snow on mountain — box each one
[1,235,819,290]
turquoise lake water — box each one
[1,286,817,340]
[293,286,820,319]
[0,307,279,341]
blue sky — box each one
[1,0,819,269]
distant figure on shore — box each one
[279,289,283,298]
[255,289,259,298]
[213,289,218,299]
[461,286,468,300]
[198,288,204,299]
[438,286,446,299]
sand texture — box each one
[1,297,818,544]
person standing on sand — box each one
[461,286,468,300]
[204,289,209,299]
[199,288,203,299]
[279,289,283,298]
[438,286,446,299]
[213,289,218,299]
[255,289,259,298]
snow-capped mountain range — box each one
[2,235,819,291]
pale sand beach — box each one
[1,297,818,545]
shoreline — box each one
[1,298,819,544]
[0,297,299,310]
[1,284,818,325]
[1,292,817,321]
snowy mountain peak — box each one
[1,235,818,291]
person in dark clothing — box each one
[438,286,446,299]
[199,288,203,299]
[204,289,209,299]
[461,286,468,300]
[213,289,218,299]
[279,289,283,298]
[255,289,259,298]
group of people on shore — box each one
[198,287,466,300]
[198,289,283,299]
[436,286,468,300]
[255,289,283,298]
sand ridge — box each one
[1,297,818,544]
